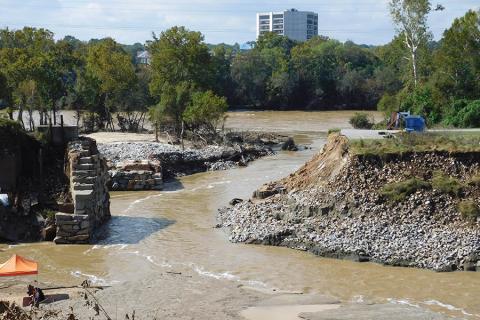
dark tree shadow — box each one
[94,216,175,245]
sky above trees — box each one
[0,0,478,45]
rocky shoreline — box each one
[218,134,480,272]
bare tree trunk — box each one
[155,122,159,142]
[28,109,34,131]
[53,101,57,125]
[16,104,25,128]
[411,50,418,88]
[180,121,185,151]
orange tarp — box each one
[0,254,38,277]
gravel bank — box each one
[98,142,273,177]
[218,134,480,272]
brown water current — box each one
[1,111,480,318]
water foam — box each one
[125,251,172,268]
[123,193,163,213]
[70,270,117,286]
[423,300,474,316]
[189,263,270,290]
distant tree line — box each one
[0,1,479,135]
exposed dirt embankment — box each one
[218,134,480,272]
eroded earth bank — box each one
[219,134,480,272]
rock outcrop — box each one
[218,134,480,272]
[54,138,110,244]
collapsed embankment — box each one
[218,134,480,272]
[98,132,294,191]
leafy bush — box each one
[458,200,480,222]
[372,121,387,130]
[443,99,470,127]
[431,171,463,196]
[183,90,228,134]
[377,93,399,116]
[349,112,374,129]
[381,177,430,202]
[399,86,444,125]
[444,100,480,128]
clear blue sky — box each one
[0,0,478,45]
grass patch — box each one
[380,177,430,202]
[350,132,480,156]
[458,200,480,222]
[328,128,341,135]
[431,171,463,196]
[468,174,480,186]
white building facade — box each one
[256,9,318,42]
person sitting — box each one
[32,287,46,307]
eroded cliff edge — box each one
[218,134,480,272]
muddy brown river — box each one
[1,111,480,318]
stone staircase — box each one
[54,138,110,244]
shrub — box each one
[372,121,387,130]
[377,93,399,116]
[328,128,341,135]
[349,112,374,129]
[458,200,480,222]
[431,171,463,196]
[381,177,430,202]
[455,100,480,128]
[443,99,470,127]
[399,86,444,125]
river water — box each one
[1,111,480,318]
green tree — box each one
[86,38,136,130]
[433,10,480,99]
[149,82,193,142]
[149,26,212,98]
[183,90,228,136]
[389,0,432,87]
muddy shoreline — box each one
[1,275,454,320]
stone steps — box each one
[72,176,97,184]
[79,157,93,164]
[72,170,96,178]
[74,163,95,170]
[73,183,94,191]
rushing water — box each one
[1,111,480,318]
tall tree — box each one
[434,10,480,99]
[389,0,432,87]
[86,38,136,130]
[148,26,212,99]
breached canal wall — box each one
[54,138,111,244]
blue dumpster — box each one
[404,116,426,132]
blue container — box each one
[404,116,426,132]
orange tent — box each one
[0,254,38,277]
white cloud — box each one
[0,0,478,44]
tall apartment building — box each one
[256,9,318,42]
